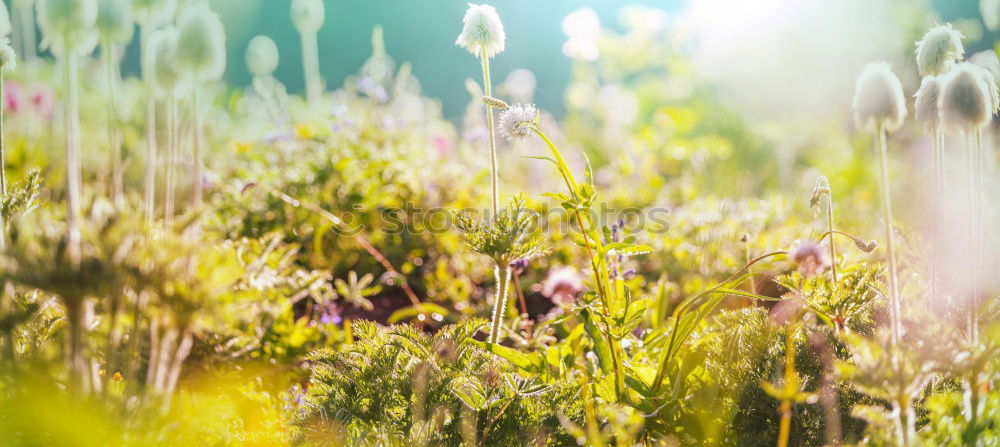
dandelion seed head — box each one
[914,76,941,132]
[498,103,537,140]
[130,0,175,26]
[150,27,182,96]
[940,62,993,131]
[175,1,226,82]
[0,39,16,73]
[245,35,279,78]
[290,0,324,34]
[852,61,907,134]
[37,0,98,42]
[97,0,133,44]
[455,3,505,59]
[915,24,964,76]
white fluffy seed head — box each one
[498,103,538,140]
[150,27,181,96]
[129,0,174,26]
[245,35,279,77]
[97,0,134,44]
[915,24,964,77]
[455,3,505,59]
[0,38,16,72]
[852,62,907,134]
[970,51,1000,114]
[983,0,1000,32]
[290,0,324,34]
[940,62,994,131]
[914,76,941,132]
[175,1,226,82]
[37,0,98,41]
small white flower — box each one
[940,62,994,131]
[455,3,505,59]
[498,103,538,140]
[913,76,941,133]
[915,24,964,77]
[852,62,907,134]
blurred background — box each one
[105,0,993,121]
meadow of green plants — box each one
[0,0,997,445]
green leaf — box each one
[603,242,654,257]
[470,340,542,373]
[386,303,449,324]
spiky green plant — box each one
[0,37,15,249]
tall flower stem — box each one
[480,48,499,215]
[931,128,942,306]
[16,4,36,63]
[301,30,321,107]
[0,70,7,249]
[102,39,124,208]
[141,23,157,222]
[62,38,82,267]
[876,128,901,345]
[969,130,983,343]
[163,96,177,222]
[191,88,203,206]
[824,186,837,284]
[777,324,798,447]
[488,265,512,344]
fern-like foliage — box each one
[297,319,583,446]
[456,195,546,266]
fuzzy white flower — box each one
[245,35,279,78]
[455,3,505,59]
[970,50,1000,114]
[915,24,964,77]
[37,0,98,40]
[982,0,1000,32]
[175,1,226,82]
[97,0,134,44]
[852,62,907,133]
[914,76,941,132]
[498,103,537,140]
[940,62,994,131]
[290,0,324,34]
[0,38,16,72]
[150,27,181,96]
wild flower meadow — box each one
[0,1,998,446]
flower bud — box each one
[130,0,175,26]
[97,0,134,44]
[940,62,993,131]
[914,76,941,133]
[245,35,278,78]
[498,103,537,140]
[455,3,505,59]
[852,62,907,134]
[915,24,964,77]
[290,0,324,34]
[481,95,509,110]
[175,1,226,82]
[150,27,181,96]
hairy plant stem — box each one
[825,187,837,284]
[651,250,787,395]
[530,126,625,402]
[931,128,943,305]
[163,96,177,223]
[141,23,157,222]
[876,128,901,346]
[301,30,321,107]
[488,265,511,345]
[0,70,6,250]
[103,40,125,208]
[480,48,499,215]
[512,269,532,339]
[969,130,982,343]
[62,37,82,268]
[192,89,203,206]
